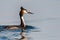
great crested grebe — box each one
[19,6,33,31]
[6,6,33,30]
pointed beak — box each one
[28,12,34,14]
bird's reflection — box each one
[19,30,27,40]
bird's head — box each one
[20,6,33,15]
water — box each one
[0,25,40,40]
[0,18,60,40]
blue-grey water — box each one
[0,0,60,40]
[0,25,40,40]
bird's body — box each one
[6,6,33,30]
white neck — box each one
[20,16,26,26]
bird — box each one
[19,6,33,31]
[6,6,33,30]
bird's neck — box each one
[20,16,25,27]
